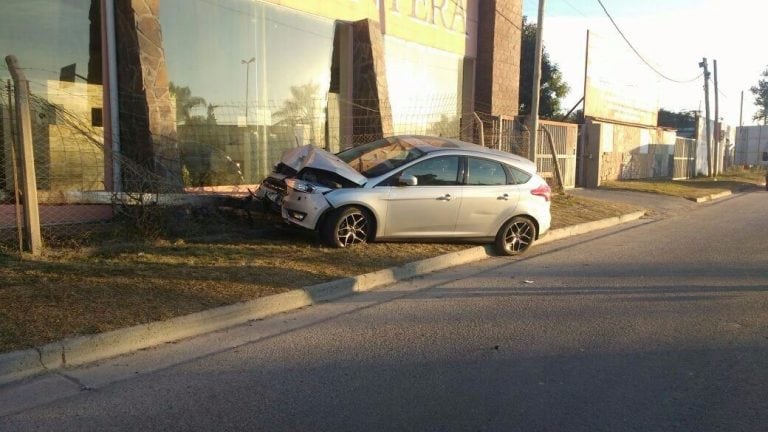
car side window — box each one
[466,158,507,186]
[400,156,460,186]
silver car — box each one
[256,135,551,255]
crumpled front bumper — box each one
[255,175,288,213]
[280,189,332,230]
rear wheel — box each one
[320,206,373,248]
[494,217,536,256]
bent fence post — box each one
[473,112,485,147]
[5,55,42,256]
[541,126,564,193]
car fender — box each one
[509,200,551,239]
[323,188,390,237]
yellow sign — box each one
[264,0,470,55]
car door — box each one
[454,157,523,237]
[381,155,463,238]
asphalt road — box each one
[2,191,767,431]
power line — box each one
[595,0,702,84]
[557,0,588,18]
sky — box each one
[521,0,767,127]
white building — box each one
[735,125,768,166]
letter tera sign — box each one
[269,0,471,54]
[386,0,468,34]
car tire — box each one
[494,216,536,256]
[320,206,373,248]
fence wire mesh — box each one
[0,71,540,252]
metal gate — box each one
[535,120,577,189]
[467,114,577,189]
[673,137,696,180]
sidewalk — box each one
[570,188,701,217]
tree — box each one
[657,108,695,130]
[273,82,320,144]
[518,17,570,119]
[750,66,768,125]
[564,109,583,124]
[168,82,207,124]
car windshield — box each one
[336,137,429,178]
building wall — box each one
[584,119,677,186]
[475,0,521,117]
[735,125,768,166]
[115,0,180,189]
[1,0,522,194]
[262,0,476,57]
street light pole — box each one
[529,0,546,163]
[241,57,255,125]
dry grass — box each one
[601,167,766,200]
[550,193,641,229]
[0,236,469,353]
[0,195,641,354]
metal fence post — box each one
[472,112,484,147]
[5,55,42,255]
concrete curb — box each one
[0,211,646,387]
[537,211,645,244]
[690,190,732,203]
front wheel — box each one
[494,217,536,256]
[320,206,373,248]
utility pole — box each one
[699,58,712,177]
[713,59,720,177]
[529,0,546,162]
[739,90,744,127]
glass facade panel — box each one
[0,0,104,197]
[384,36,462,138]
[159,0,335,186]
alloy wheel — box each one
[336,211,369,247]
[503,220,534,254]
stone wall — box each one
[475,0,522,117]
[115,0,180,190]
[351,19,393,145]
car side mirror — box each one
[398,174,418,186]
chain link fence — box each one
[0,65,544,254]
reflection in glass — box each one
[385,37,462,138]
[160,0,334,186]
[0,0,105,197]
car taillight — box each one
[531,184,551,201]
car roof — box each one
[395,135,535,169]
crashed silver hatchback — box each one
[255,135,551,255]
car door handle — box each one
[498,193,509,201]
[437,194,453,201]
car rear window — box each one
[507,166,532,184]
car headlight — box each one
[285,178,315,193]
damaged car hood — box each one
[279,145,367,186]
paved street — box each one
[2,190,767,431]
